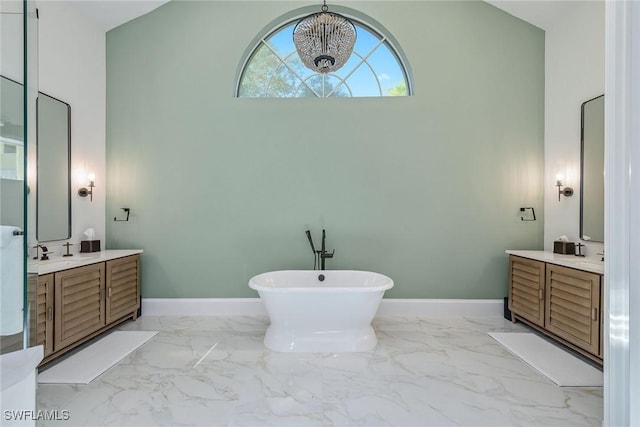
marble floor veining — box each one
[36,316,603,427]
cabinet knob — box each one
[592,308,598,321]
[48,307,53,321]
[538,288,544,300]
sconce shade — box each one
[293,4,356,74]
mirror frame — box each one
[579,94,605,243]
[35,92,71,242]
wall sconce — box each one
[555,172,573,201]
[78,172,96,201]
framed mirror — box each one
[36,92,71,242]
[580,94,604,243]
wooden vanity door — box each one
[509,256,546,327]
[36,274,54,357]
[54,263,106,351]
[545,264,601,355]
[105,255,140,324]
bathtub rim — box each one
[248,269,394,293]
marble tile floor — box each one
[36,316,603,427]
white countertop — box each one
[506,250,604,275]
[28,249,143,275]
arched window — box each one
[235,7,413,98]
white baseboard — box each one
[141,298,504,317]
[141,298,267,316]
[377,299,504,317]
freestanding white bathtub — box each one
[249,270,393,352]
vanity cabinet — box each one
[32,253,141,365]
[508,254,603,363]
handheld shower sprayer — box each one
[305,230,317,254]
[306,229,322,270]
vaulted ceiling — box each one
[72,0,579,33]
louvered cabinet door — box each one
[54,264,106,351]
[35,274,54,356]
[545,264,601,355]
[508,255,545,327]
[106,255,140,324]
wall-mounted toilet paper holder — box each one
[114,208,130,222]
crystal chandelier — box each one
[293,1,356,74]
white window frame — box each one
[234,6,414,98]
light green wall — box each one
[106,1,544,299]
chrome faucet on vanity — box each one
[33,244,51,261]
[305,229,334,270]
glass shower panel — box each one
[0,0,38,354]
[0,2,25,354]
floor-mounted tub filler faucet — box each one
[320,229,334,270]
[305,229,334,270]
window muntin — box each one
[237,17,411,98]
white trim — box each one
[141,298,504,318]
[604,1,639,425]
[0,136,24,146]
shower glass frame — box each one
[24,0,38,350]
